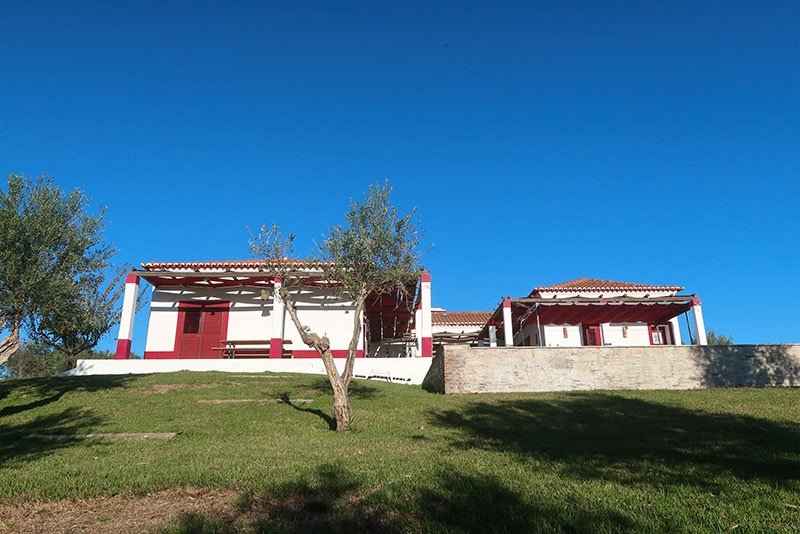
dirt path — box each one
[0,487,239,533]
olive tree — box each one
[0,174,131,368]
[250,181,422,431]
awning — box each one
[479,295,698,338]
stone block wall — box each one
[441,344,800,394]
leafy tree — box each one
[5,342,68,378]
[0,174,130,368]
[706,329,734,346]
[250,181,423,431]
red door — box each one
[176,302,229,359]
[581,324,602,346]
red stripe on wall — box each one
[420,273,431,283]
[125,274,140,285]
[291,350,364,359]
[269,338,283,359]
[422,337,433,357]
[115,339,132,359]
[143,349,365,359]
[143,351,178,359]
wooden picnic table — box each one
[211,339,293,359]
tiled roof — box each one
[141,259,333,271]
[532,278,684,294]
[432,311,492,327]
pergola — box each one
[114,260,432,359]
[479,294,707,347]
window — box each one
[183,310,201,334]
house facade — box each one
[114,261,433,360]
[479,278,707,348]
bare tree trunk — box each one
[330,374,352,431]
[342,288,367,390]
[0,319,21,367]
[281,287,353,431]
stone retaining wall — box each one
[435,344,800,394]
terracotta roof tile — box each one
[432,311,492,327]
[531,277,683,295]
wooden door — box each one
[581,324,602,346]
[176,303,229,359]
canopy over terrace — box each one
[114,260,432,359]
[479,294,707,347]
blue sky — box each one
[1,0,798,352]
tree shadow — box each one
[278,392,335,431]
[0,406,105,467]
[166,463,637,533]
[692,344,800,387]
[0,374,134,419]
[429,393,800,490]
[0,375,130,466]
[305,377,382,400]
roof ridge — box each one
[531,277,684,295]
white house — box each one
[115,260,434,360]
[479,278,707,348]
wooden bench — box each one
[211,340,293,359]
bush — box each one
[6,343,68,378]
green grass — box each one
[1,372,799,532]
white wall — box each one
[65,357,434,385]
[143,285,362,355]
[600,323,652,346]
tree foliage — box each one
[250,181,423,431]
[706,329,734,346]
[0,174,130,367]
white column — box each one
[502,299,514,347]
[270,278,286,358]
[691,299,707,345]
[488,324,498,347]
[115,274,140,359]
[414,305,423,357]
[420,272,433,356]
[669,316,683,345]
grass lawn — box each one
[0,372,798,532]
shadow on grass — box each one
[430,393,800,490]
[278,392,335,431]
[305,377,381,400]
[0,374,133,418]
[0,375,130,466]
[0,406,105,466]
[165,463,636,533]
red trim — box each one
[502,300,512,308]
[420,273,431,283]
[144,351,178,359]
[422,337,433,357]
[144,348,365,359]
[144,350,364,360]
[115,338,132,359]
[269,338,283,359]
[691,298,702,306]
[292,349,364,358]
[273,277,281,284]
[125,274,140,285]
[647,324,657,345]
